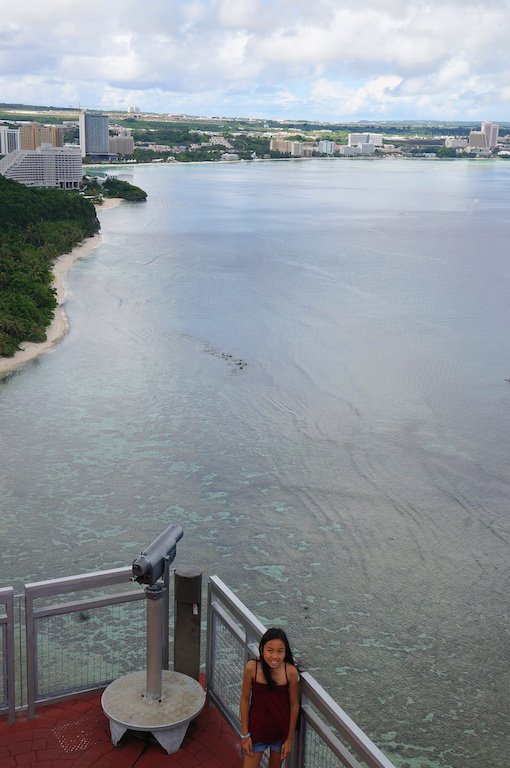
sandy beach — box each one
[0,197,122,377]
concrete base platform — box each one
[101,670,206,754]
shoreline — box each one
[0,197,123,378]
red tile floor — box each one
[0,691,244,768]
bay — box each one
[1,158,509,768]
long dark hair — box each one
[259,627,295,688]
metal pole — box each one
[174,566,202,681]
[162,557,170,670]
[145,583,165,701]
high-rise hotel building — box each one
[0,144,82,188]
[0,126,20,155]
[20,123,65,150]
[79,111,110,158]
[481,121,499,149]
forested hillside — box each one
[0,176,99,357]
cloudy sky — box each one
[1,0,509,121]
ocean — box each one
[1,158,509,768]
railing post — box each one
[291,687,307,768]
[174,566,202,681]
[206,579,213,691]
[24,588,37,720]
[0,587,15,724]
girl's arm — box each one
[281,664,300,760]
[239,660,255,756]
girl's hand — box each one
[280,738,293,760]
[241,736,254,756]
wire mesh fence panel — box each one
[0,623,5,706]
[303,725,352,768]
[210,611,246,714]
[35,600,146,698]
[14,595,26,710]
[0,589,16,721]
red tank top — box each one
[248,661,290,743]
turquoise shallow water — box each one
[1,159,509,768]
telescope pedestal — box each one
[101,670,206,754]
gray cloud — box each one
[0,0,508,119]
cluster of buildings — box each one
[270,122,505,159]
[464,121,500,154]
[270,132,388,157]
[0,112,507,189]
[0,111,135,189]
[270,138,341,156]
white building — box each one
[0,144,82,188]
[481,121,499,149]
[347,133,383,147]
[445,137,468,149]
[209,136,233,148]
[318,140,335,155]
[0,126,20,155]
[79,111,110,157]
[339,143,375,155]
[338,146,360,156]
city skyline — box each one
[1,0,509,122]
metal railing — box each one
[206,575,397,768]
[2,568,397,768]
[0,587,15,724]
[24,567,147,718]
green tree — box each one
[0,176,100,357]
[436,147,458,158]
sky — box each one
[1,0,509,122]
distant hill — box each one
[0,102,67,111]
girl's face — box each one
[262,638,286,669]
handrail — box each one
[300,672,397,768]
[24,566,142,718]
[24,566,132,597]
[206,574,397,768]
[2,567,398,768]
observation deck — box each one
[0,684,241,768]
[1,565,398,768]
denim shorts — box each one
[252,739,283,753]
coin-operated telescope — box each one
[131,523,184,702]
[101,523,206,755]
[132,524,183,585]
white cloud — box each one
[0,0,509,119]
[309,75,403,117]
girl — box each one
[239,628,300,766]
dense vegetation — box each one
[130,126,206,145]
[0,176,99,357]
[102,177,147,200]
[81,176,148,201]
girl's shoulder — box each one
[286,661,300,681]
[244,658,258,676]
